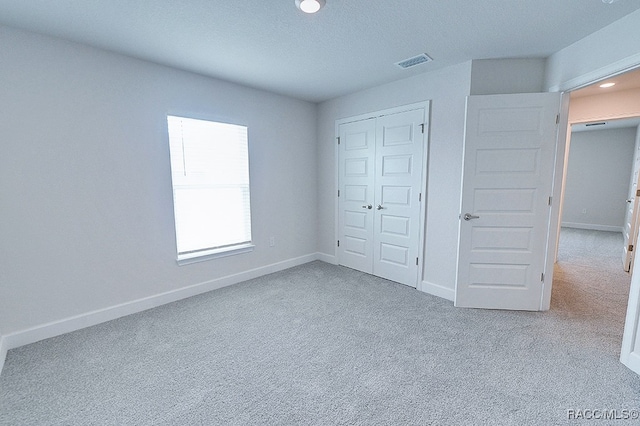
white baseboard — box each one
[0,335,7,377]
[316,252,337,265]
[421,281,455,302]
[562,222,623,233]
[1,253,320,366]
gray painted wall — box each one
[318,62,472,298]
[470,58,546,95]
[562,128,637,231]
[0,26,318,335]
[1,5,640,361]
[317,58,551,298]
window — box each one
[167,115,253,264]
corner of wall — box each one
[0,334,7,377]
[0,254,320,365]
[421,281,455,302]
[316,252,337,265]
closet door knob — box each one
[362,204,372,209]
[377,205,384,210]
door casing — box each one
[334,101,430,289]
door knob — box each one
[463,213,480,221]
[627,199,634,203]
[377,205,385,210]
[362,204,372,209]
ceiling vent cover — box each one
[395,53,433,69]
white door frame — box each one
[546,60,640,374]
[334,101,430,289]
[542,62,640,311]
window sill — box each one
[177,243,255,266]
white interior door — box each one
[456,93,561,310]
[373,109,425,285]
[338,106,427,287]
[623,134,640,272]
[621,247,640,375]
[338,118,376,274]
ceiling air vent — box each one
[395,53,433,69]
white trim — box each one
[561,222,624,233]
[316,252,337,264]
[547,55,640,374]
[621,245,640,373]
[622,352,640,373]
[334,101,431,287]
[421,281,455,302]
[541,93,571,311]
[0,254,319,362]
[0,335,7,377]
[548,53,640,93]
[177,243,255,265]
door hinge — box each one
[548,196,552,206]
[630,244,634,252]
[556,114,560,124]
[338,189,340,197]
[419,192,422,202]
[337,137,341,145]
[541,273,545,282]
[416,257,419,266]
[337,240,340,247]
[420,123,425,134]
[636,189,640,197]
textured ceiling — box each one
[0,1,639,102]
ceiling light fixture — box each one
[295,0,326,14]
[600,82,616,88]
[602,0,620,4]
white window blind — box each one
[167,115,253,263]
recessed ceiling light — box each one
[295,0,326,14]
[599,82,616,88]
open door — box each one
[621,246,640,375]
[623,133,640,272]
[455,93,562,310]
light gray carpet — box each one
[1,228,640,425]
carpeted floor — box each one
[1,228,639,425]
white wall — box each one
[545,9,640,91]
[317,63,472,299]
[317,58,561,300]
[562,127,636,231]
[2,4,640,366]
[0,26,318,338]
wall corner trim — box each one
[0,253,321,376]
[316,252,337,265]
[0,335,7,377]
[421,281,455,302]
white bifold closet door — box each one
[338,107,426,287]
